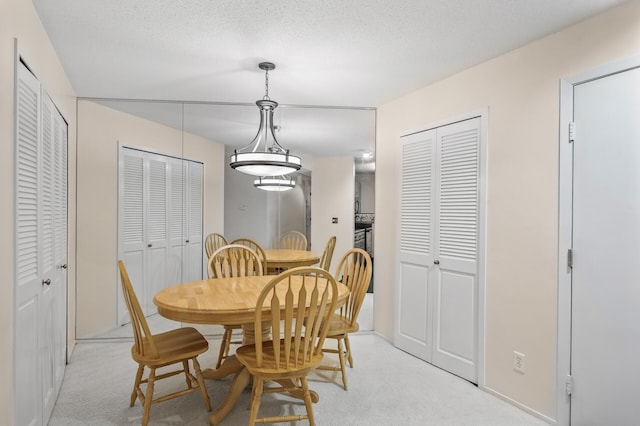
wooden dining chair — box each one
[231,237,268,272]
[207,244,264,368]
[318,248,372,390]
[273,230,308,251]
[319,235,337,271]
[118,261,211,426]
[204,232,228,259]
[235,267,339,426]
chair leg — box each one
[142,367,156,426]
[131,364,144,406]
[182,360,193,389]
[248,377,263,426]
[216,328,232,368]
[344,334,354,368]
[192,357,212,411]
[300,376,315,426]
[337,337,348,390]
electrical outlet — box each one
[513,351,526,374]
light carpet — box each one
[49,332,547,425]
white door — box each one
[185,160,204,282]
[52,106,68,395]
[15,61,67,426]
[570,65,640,424]
[118,148,203,322]
[146,154,169,313]
[166,157,204,284]
[432,119,480,381]
[39,93,56,421]
[167,157,186,284]
[119,148,147,321]
[396,117,482,383]
[396,128,436,361]
[15,60,44,426]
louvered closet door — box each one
[52,106,68,396]
[39,94,57,421]
[15,61,43,426]
[432,118,479,382]
[167,157,186,284]
[119,148,147,321]
[396,117,480,383]
[146,154,169,313]
[15,62,68,426]
[396,129,436,360]
[166,158,203,284]
[119,149,203,322]
[185,161,203,282]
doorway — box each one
[558,56,640,424]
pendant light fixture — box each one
[253,175,296,192]
[229,62,302,176]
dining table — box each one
[153,273,349,425]
[263,248,320,270]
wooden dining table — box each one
[263,248,320,270]
[153,273,349,425]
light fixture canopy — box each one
[230,62,302,176]
[253,176,296,192]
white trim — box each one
[395,107,488,387]
[484,385,557,425]
[477,108,489,388]
[557,54,640,426]
[400,107,487,138]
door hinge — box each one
[569,122,576,143]
[565,375,573,396]
[567,248,573,269]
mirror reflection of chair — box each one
[204,232,228,259]
[230,237,268,272]
[318,248,372,390]
[207,244,264,369]
[319,235,337,271]
[273,230,308,251]
[235,267,339,425]
[117,261,211,426]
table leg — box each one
[208,367,251,425]
[202,322,269,380]
[241,322,270,344]
[202,355,242,380]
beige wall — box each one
[0,0,78,421]
[374,1,640,420]
[76,100,225,337]
[311,156,355,272]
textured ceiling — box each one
[33,0,627,166]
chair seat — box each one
[236,340,325,378]
[132,327,209,366]
[326,314,359,336]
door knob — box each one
[433,260,440,265]
[42,279,51,286]
[148,244,152,248]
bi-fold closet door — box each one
[15,61,68,426]
[118,146,203,323]
[396,117,482,383]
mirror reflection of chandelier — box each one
[229,62,302,177]
[253,175,296,192]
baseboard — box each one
[480,385,556,424]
